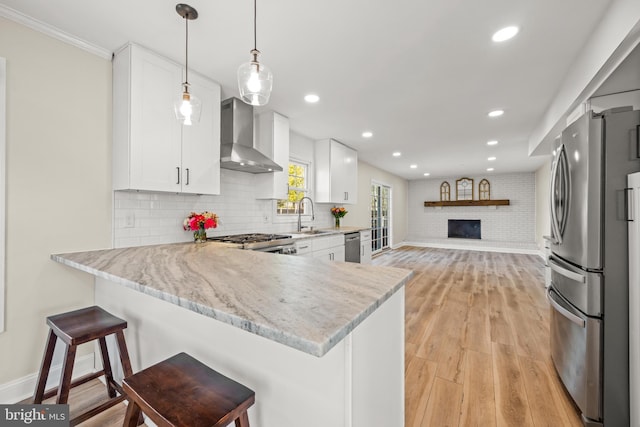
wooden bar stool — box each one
[33,306,134,426]
[123,352,255,427]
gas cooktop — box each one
[207,233,292,244]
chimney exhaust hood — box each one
[220,97,283,173]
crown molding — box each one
[0,4,112,59]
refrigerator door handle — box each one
[547,287,586,328]
[549,258,586,283]
[627,188,634,222]
[550,151,561,244]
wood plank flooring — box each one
[373,246,582,427]
[23,246,581,426]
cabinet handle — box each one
[176,167,180,185]
[298,245,309,250]
[186,168,190,186]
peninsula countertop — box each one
[52,242,412,357]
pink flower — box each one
[204,218,216,229]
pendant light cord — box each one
[253,0,257,51]
[185,14,189,86]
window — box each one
[277,161,309,215]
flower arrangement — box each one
[183,211,219,242]
[331,206,348,228]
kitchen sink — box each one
[298,230,335,235]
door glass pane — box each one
[371,183,391,254]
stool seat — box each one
[47,306,128,345]
[33,306,135,426]
[123,352,255,427]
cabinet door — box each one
[129,46,182,192]
[315,139,358,204]
[255,112,289,199]
[360,230,372,264]
[333,246,346,262]
[330,141,357,204]
[181,71,221,195]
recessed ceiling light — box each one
[487,167,495,172]
[487,140,498,146]
[304,94,320,103]
[488,156,496,161]
[492,26,519,42]
[410,164,417,169]
[488,110,504,117]
[362,131,373,138]
[392,152,401,157]
[423,173,430,176]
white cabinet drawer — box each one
[312,235,344,252]
[295,240,313,256]
[360,230,371,241]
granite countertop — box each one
[52,242,412,357]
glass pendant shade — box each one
[238,56,273,106]
[174,86,201,126]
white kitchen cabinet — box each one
[113,43,220,195]
[315,139,358,204]
[254,111,289,199]
[360,229,372,264]
[311,234,345,261]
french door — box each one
[371,182,391,253]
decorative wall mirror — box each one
[440,181,450,201]
[456,177,474,200]
[479,178,490,200]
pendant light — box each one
[237,0,273,106]
[174,4,201,126]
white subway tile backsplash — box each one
[114,169,335,248]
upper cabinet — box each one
[315,139,358,204]
[112,43,221,195]
[254,111,289,199]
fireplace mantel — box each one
[424,199,510,207]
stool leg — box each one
[56,344,77,404]
[98,337,117,398]
[33,330,58,403]
[235,411,250,427]
[115,330,133,378]
[123,401,142,427]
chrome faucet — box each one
[297,197,315,232]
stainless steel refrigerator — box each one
[548,107,640,426]
[628,171,640,427]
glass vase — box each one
[193,228,207,243]
[335,217,340,228]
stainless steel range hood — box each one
[220,97,283,173]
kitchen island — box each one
[52,242,412,427]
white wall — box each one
[342,161,408,247]
[535,159,552,251]
[0,18,112,386]
[407,173,537,252]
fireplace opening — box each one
[448,219,481,239]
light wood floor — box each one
[372,246,582,427]
[27,246,581,426]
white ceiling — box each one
[0,0,615,179]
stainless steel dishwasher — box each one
[345,232,360,263]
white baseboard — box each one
[400,241,542,256]
[0,353,95,404]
